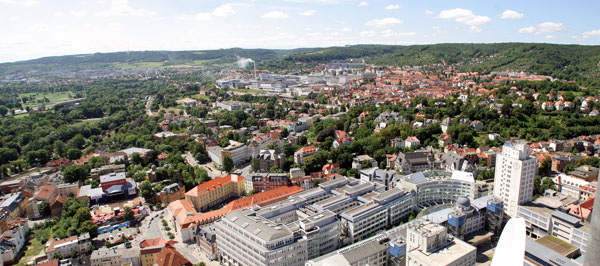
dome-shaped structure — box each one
[456,197,471,209]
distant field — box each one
[233,88,264,94]
[19,91,72,108]
[112,61,166,69]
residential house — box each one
[352,155,377,170]
[294,146,319,165]
[405,136,420,149]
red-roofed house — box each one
[405,136,420,148]
[294,146,319,165]
[322,163,340,175]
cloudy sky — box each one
[1,0,598,63]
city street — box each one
[174,242,220,266]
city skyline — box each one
[1,0,599,63]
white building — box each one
[216,208,309,266]
[406,220,476,266]
[493,142,537,217]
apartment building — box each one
[494,142,537,217]
[184,175,245,212]
[245,173,289,194]
[294,146,319,165]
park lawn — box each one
[19,92,72,107]
[190,94,209,101]
[15,238,45,266]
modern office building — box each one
[216,208,309,266]
[494,141,537,217]
[405,220,476,266]
[394,170,478,207]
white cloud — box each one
[69,10,88,17]
[300,10,316,16]
[365,17,403,27]
[518,22,567,34]
[358,1,368,7]
[262,11,289,20]
[583,30,600,36]
[360,30,376,37]
[469,25,482,33]
[545,35,554,39]
[27,23,51,32]
[22,0,37,7]
[212,4,236,17]
[98,0,155,17]
[381,30,416,37]
[438,8,491,25]
[341,27,351,32]
[499,9,524,19]
[425,10,433,15]
[178,12,212,21]
[54,11,65,17]
[385,4,401,10]
[432,26,446,33]
[0,0,38,7]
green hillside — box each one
[0,48,316,74]
[262,43,600,86]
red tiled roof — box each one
[154,245,192,266]
[184,174,244,198]
[140,238,171,248]
[37,260,58,266]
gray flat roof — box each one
[525,238,577,266]
[552,211,580,225]
[342,239,387,263]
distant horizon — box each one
[1,0,599,63]
[2,41,599,64]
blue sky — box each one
[0,0,598,63]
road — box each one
[145,96,155,116]
[175,242,220,266]
[182,152,199,167]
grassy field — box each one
[15,238,45,266]
[19,91,72,108]
[190,94,210,101]
[112,61,166,69]
[232,88,264,94]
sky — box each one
[1,0,599,63]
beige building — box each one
[90,248,122,266]
[184,174,245,211]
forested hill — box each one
[3,43,600,86]
[0,47,316,74]
[262,43,600,86]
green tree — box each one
[66,148,82,160]
[79,220,98,238]
[70,134,86,149]
[0,105,7,117]
[39,201,51,217]
[223,156,234,173]
[140,180,154,200]
[131,152,143,165]
[122,206,135,221]
[54,140,66,158]
[539,157,552,176]
[251,158,260,172]
[63,164,89,183]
